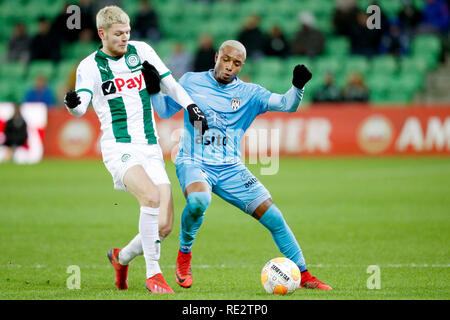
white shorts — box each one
[101,141,170,191]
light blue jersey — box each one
[153,70,304,166]
[171,70,270,165]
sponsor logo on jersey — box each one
[102,80,117,95]
[231,98,241,110]
[101,74,144,96]
[195,132,227,146]
[240,170,258,188]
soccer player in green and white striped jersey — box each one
[63,6,208,294]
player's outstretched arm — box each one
[64,90,89,117]
[150,93,183,119]
[267,64,312,113]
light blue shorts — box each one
[175,159,271,214]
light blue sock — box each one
[258,204,307,272]
[179,192,211,253]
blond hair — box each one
[96,6,130,30]
[219,40,247,60]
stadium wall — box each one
[38,105,450,159]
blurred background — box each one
[0,0,449,161]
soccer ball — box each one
[261,257,301,295]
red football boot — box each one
[107,248,129,290]
[300,270,333,290]
[175,250,193,288]
[145,273,175,294]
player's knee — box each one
[140,189,160,208]
[258,204,286,232]
[186,192,211,217]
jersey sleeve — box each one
[69,59,93,117]
[75,60,94,97]
[137,41,171,80]
[150,93,183,119]
[252,84,272,116]
[267,86,304,113]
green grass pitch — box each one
[0,157,449,300]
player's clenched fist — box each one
[187,104,209,135]
[64,90,81,109]
[142,61,161,94]
[292,64,312,89]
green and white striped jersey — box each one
[75,40,171,145]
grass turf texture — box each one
[0,157,449,300]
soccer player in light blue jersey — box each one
[152,40,332,290]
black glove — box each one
[64,90,81,109]
[292,64,312,89]
[142,61,161,94]
[187,104,209,135]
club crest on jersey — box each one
[231,98,241,111]
[126,54,140,68]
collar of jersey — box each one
[96,46,124,61]
[207,69,239,89]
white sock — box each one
[118,232,167,266]
[139,206,162,279]
[118,234,143,265]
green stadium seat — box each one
[64,42,98,61]
[23,1,49,21]
[344,56,370,75]
[378,0,403,18]
[1,62,27,80]
[53,60,78,88]
[0,78,28,103]
[253,73,290,93]
[242,59,258,78]
[0,43,6,60]
[0,19,14,42]
[385,90,414,103]
[400,56,429,74]
[211,1,234,19]
[315,16,333,35]
[154,40,178,61]
[371,55,399,74]
[395,72,424,91]
[367,74,393,97]
[414,51,440,70]
[0,80,14,102]
[411,35,441,57]
[253,58,285,77]
[306,73,327,96]
[56,60,78,77]
[122,1,140,20]
[324,37,350,57]
[239,2,266,18]
[314,56,343,75]
[285,57,313,71]
[27,60,55,80]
